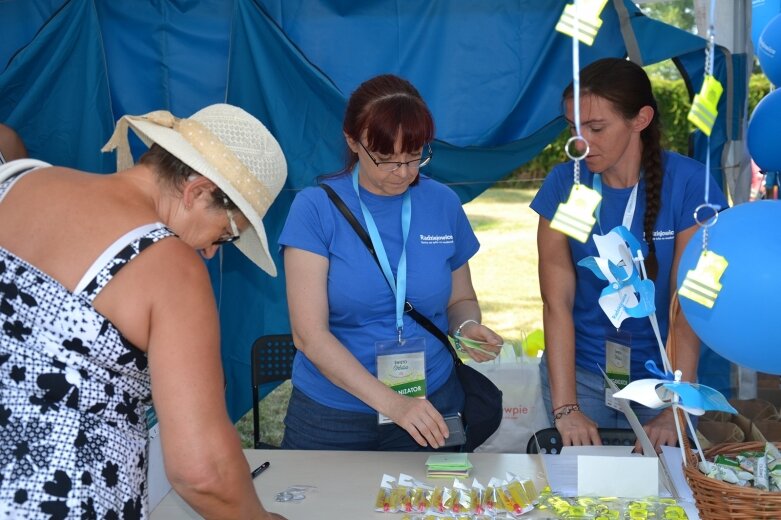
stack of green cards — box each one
[449,335,506,359]
[425,453,473,478]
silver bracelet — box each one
[454,319,479,337]
[453,319,479,351]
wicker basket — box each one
[667,296,781,518]
[682,439,781,519]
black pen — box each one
[251,461,270,479]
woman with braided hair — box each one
[530,58,726,451]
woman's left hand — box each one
[639,408,679,453]
[458,322,503,362]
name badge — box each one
[376,337,427,425]
[604,329,631,411]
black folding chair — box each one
[526,427,637,454]
[251,334,297,449]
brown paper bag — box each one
[697,420,745,445]
[754,420,781,442]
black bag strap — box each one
[320,183,462,366]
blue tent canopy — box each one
[0,0,745,419]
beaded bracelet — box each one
[552,403,581,423]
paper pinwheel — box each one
[578,225,736,465]
[613,361,736,417]
[579,225,671,374]
[613,361,736,465]
[577,226,656,329]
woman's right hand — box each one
[555,409,602,446]
[386,394,449,448]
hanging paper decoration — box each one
[550,184,601,243]
[678,249,728,309]
[555,0,609,46]
[688,74,723,136]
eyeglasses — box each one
[358,141,433,173]
[213,199,241,246]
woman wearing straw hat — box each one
[0,104,287,519]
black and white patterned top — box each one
[0,166,176,519]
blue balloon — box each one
[747,89,781,172]
[677,201,781,375]
[758,13,781,86]
[753,0,781,52]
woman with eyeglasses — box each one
[279,74,502,451]
[0,104,287,519]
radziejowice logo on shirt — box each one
[419,233,454,245]
[652,229,675,241]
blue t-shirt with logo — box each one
[279,173,479,413]
[530,151,727,380]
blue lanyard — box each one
[352,167,412,338]
[593,173,639,231]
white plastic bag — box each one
[470,347,550,452]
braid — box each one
[564,58,666,279]
[641,117,663,280]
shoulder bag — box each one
[320,183,502,451]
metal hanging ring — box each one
[693,203,720,228]
[565,135,589,161]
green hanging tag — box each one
[688,75,723,136]
[679,250,728,308]
[550,183,601,243]
[555,0,609,46]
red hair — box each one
[343,74,434,171]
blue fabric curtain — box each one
[0,0,114,172]
[0,0,741,418]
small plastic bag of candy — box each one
[483,477,503,514]
[398,473,435,513]
[375,474,399,513]
[450,479,472,515]
[428,485,455,514]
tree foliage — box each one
[510,73,770,185]
[638,0,696,33]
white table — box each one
[151,449,699,519]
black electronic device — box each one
[442,413,467,447]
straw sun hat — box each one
[102,103,287,276]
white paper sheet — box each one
[660,445,694,502]
[578,455,659,497]
[541,454,579,496]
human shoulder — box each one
[662,150,705,181]
[127,236,212,295]
[0,123,26,162]
[531,161,578,215]
[293,174,351,208]
[415,175,461,205]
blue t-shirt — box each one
[530,151,727,380]
[279,173,480,413]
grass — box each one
[235,187,543,447]
[464,188,542,340]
